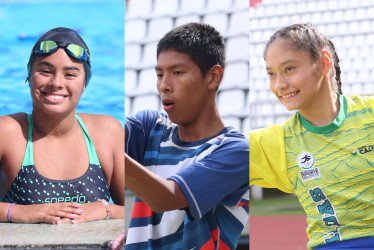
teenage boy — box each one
[125,23,249,249]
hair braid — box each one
[327,38,343,94]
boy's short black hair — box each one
[157,23,226,76]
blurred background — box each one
[249,0,374,249]
[124,0,249,248]
[0,0,124,124]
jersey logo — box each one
[298,152,320,181]
[358,145,374,154]
[297,152,314,169]
[300,167,321,181]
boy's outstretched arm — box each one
[125,153,188,213]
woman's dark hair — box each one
[264,23,342,94]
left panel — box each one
[0,0,125,248]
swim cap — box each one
[27,27,92,85]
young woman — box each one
[0,27,124,224]
[250,23,374,249]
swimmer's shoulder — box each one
[0,112,28,154]
[76,113,123,140]
[0,112,28,136]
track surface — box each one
[250,215,309,250]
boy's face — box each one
[155,50,211,126]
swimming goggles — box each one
[33,40,90,65]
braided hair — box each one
[264,23,343,94]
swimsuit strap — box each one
[21,114,100,166]
[75,114,100,165]
[22,114,34,166]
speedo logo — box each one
[45,194,86,203]
[358,145,374,154]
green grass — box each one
[251,195,306,216]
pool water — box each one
[0,0,124,124]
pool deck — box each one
[0,219,124,249]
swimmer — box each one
[0,27,124,224]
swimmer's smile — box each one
[42,91,67,103]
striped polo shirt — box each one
[126,110,249,249]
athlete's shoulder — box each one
[217,128,248,152]
[78,112,121,125]
[0,112,28,136]
[345,94,374,109]
[223,127,246,139]
[77,113,123,136]
[250,123,284,139]
[249,124,285,161]
[127,110,166,120]
[126,110,172,128]
[0,113,28,157]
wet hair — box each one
[27,27,91,86]
[157,22,226,76]
[264,23,342,94]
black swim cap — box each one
[27,27,92,85]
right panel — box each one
[249,0,374,249]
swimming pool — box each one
[0,0,124,124]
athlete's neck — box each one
[299,91,340,127]
[177,106,225,142]
[31,110,78,138]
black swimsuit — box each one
[2,114,110,204]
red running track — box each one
[250,215,309,250]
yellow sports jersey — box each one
[250,95,374,249]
